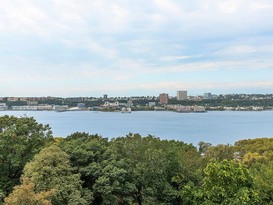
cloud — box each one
[216,46,257,55]
[250,2,273,10]
[0,1,50,36]
[81,80,273,96]
[160,55,192,62]
[216,44,273,55]
[0,0,273,96]
[215,1,238,14]
[153,0,181,15]
[126,80,273,95]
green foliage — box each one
[204,144,235,162]
[23,145,91,205]
[250,161,273,204]
[235,138,273,157]
[242,152,268,165]
[171,141,203,188]
[202,159,259,205]
[1,115,273,204]
[110,134,171,204]
[111,134,201,205]
[235,138,273,166]
[61,132,201,204]
[60,132,109,204]
[4,178,54,205]
[177,181,204,205]
[0,116,52,198]
[92,157,132,204]
[168,98,273,108]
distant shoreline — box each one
[1,109,273,113]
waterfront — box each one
[1,110,273,146]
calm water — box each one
[1,110,273,146]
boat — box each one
[121,107,131,113]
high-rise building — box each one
[204,93,212,100]
[159,93,169,104]
[203,93,212,100]
[103,94,108,100]
[177,90,187,100]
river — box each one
[1,110,273,146]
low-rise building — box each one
[0,103,8,110]
[53,105,69,112]
[77,103,86,108]
[27,101,38,106]
[37,105,53,110]
[149,102,156,107]
[101,101,119,108]
[12,106,38,111]
[11,105,53,111]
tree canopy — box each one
[22,145,91,205]
[0,116,52,199]
[0,116,273,204]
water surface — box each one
[1,110,273,145]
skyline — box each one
[1,1,273,97]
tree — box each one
[204,144,235,162]
[23,145,91,205]
[110,134,199,205]
[60,132,203,204]
[242,152,267,166]
[4,178,54,205]
[235,138,273,159]
[0,116,52,198]
[176,180,203,205]
[198,141,212,155]
[60,132,109,204]
[250,161,273,204]
[92,156,133,205]
[202,160,259,204]
[61,132,137,204]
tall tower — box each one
[177,90,187,100]
[103,94,108,100]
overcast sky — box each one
[0,0,273,97]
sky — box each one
[0,0,273,97]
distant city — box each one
[1,92,273,112]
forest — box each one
[0,115,273,205]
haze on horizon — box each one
[0,0,273,97]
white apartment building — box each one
[177,90,187,100]
[0,103,8,110]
